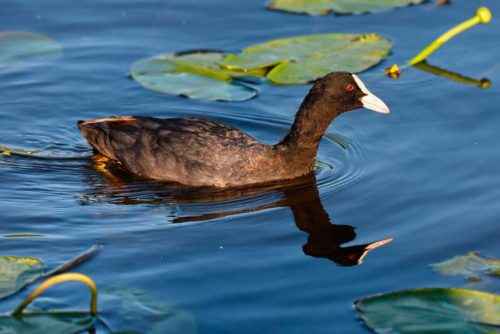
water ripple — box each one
[319,133,366,194]
[0,113,366,226]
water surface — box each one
[1,0,500,332]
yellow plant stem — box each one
[409,7,492,65]
[11,273,98,317]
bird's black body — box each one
[79,72,389,188]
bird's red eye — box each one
[345,84,355,92]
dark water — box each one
[1,0,499,332]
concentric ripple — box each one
[0,111,366,228]
[84,113,366,225]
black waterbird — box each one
[79,72,389,188]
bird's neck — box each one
[275,94,342,171]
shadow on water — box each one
[83,159,393,266]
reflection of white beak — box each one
[352,74,390,114]
[357,237,393,264]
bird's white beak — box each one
[352,74,390,114]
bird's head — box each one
[311,72,390,115]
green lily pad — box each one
[0,245,100,300]
[432,251,500,281]
[0,312,95,334]
[355,288,500,333]
[222,33,391,84]
[0,31,62,67]
[130,51,258,101]
[0,144,40,157]
[0,144,89,159]
[101,287,196,334]
[267,0,425,16]
[0,256,45,299]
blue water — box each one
[1,0,499,332]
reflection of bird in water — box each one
[84,161,392,266]
[193,180,392,265]
[280,178,392,266]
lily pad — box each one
[3,273,100,334]
[355,288,500,333]
[432,251,500,281]
[0,144,40,157]
[267,0,425,16]
[101,287,197,334]
[130,51,258,101]
[222,33,391,84]
[0,245,100,300]
[0,144,90,159]
[0,31,62,67]
[0,256,45,299]
[0,312,95,334]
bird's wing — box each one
[78,116,265,182]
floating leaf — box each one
[0,245,100,300]
[432,251,500,281]
[0,144,39,157]
[101,287,197,334]
[0,32,62,67]
[0,144,89,159]
[267,0,425,16]
[355,288,500,333]
[0,256,45,299]
[167,50,266,79]
[222,33,391,84]
[130,51,258,101]
[4,273,98,334]
[0,312,95,334]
